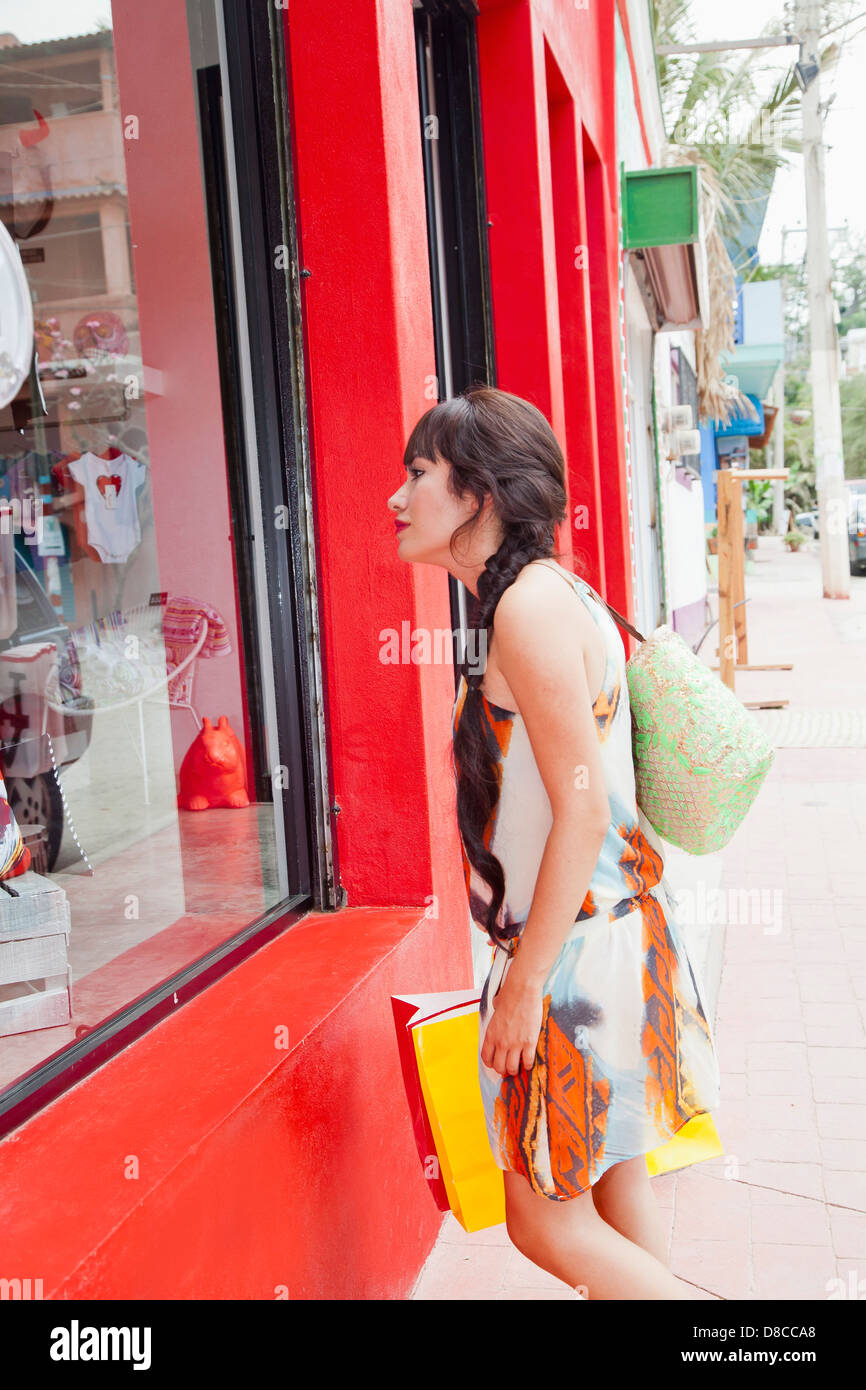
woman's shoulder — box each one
[491,560,609,688]
[495,561,598,635]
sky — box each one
[684,0,866,266]
[4,0,863,271]
[1,1,111,45]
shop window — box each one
[671,345,701,481]
[412,0,496,675]
[0,0,328,1133]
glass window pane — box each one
[0,1,298,1093]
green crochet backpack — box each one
[599,601,775,856]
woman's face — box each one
[387,451,478,569]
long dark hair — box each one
[403,386,569,945]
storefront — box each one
[0,0,642,1300]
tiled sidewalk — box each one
[411,540,866,1300]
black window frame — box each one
[413,0,498,672]
[0,0,334,1140]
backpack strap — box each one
[596,597,646,644]
[530,561,647,644]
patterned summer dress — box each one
[451,561,721,1201]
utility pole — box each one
[796,0,850,596]
[778,222,846,539]
[659,19,851,594]
[769,363,786,533]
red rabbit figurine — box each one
[178,715,249,811]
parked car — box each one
[850,496,866,575]
[0,550,94,870]
[794,510,819,539]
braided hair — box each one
[403,386,571,945]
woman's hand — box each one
[481,971,545,1077]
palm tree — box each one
[648,1,843,426]
[651,0,841,275]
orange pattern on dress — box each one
[616,820,664,895]
[593,678,621,741]
[491,1025,544,1187]
[492,992,612,1199]
[639,894,688,1133]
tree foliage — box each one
[650,0,842,274]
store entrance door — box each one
[413,0,497,671]
[413,0,497,986]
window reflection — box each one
[0,5,285,1087]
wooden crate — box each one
[0,870,70,940]
[0,970,72,1037]
[0,870,72,1037]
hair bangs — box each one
[402,397,469,477]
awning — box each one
[721,280,784,397]
[621,164,709,332]
[714,393,764,438]
[719,343,784,399]
[749,404,778,449]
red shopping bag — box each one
[391,990,506,1231]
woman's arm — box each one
[480,572,611,1077]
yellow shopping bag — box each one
[413,1007,506,1232]
[392,991,723,1231]
[391,991,505,1232]
[645,1111,724,1177]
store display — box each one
[50,452,101,563]
[0,503,16,638]
[0,219,34,410]
[178,715,249,811]
[66,449,147,563]
[33,315,73,362]
[0,642,72,780]
[0,451,63,562]
[36,514,66,558]
[72,309,129,357]
[162,595,232,658]
[0,769,31,879]
[0,11,284,1089]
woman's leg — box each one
[503,1169,699,1300]
[590,1155,670,1266]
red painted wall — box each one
[0,0,637,1300]
[545,38,606,592]
[475,0,633,619]
[0,907,463,1299]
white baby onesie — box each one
[67,452,147,564]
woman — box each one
[389,386,721,1300]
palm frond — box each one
[657,149,755,426]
